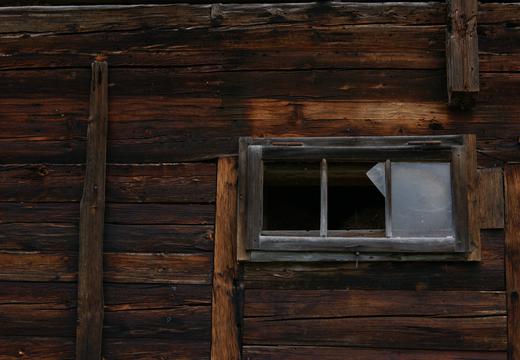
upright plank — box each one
[211,157,240,360]
[76,59,108,360]
[446,0,479,109]
[505,164,520,360]
[478,168,505,229]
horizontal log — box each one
[243,346,507,360]
[0,337,210,360]
[0,4,447,71]
[243,316,507,350]
[0,337,74,360]
[0,202,214,224]
[245,290,506,320]
[0,3,445,34]
[0,251,212,283]
[0,163,216,203]
[0,3,517,72]
[0,282,211,337]
[104,252,212,284]
[0,69,519,164]
[243,230,505,290]
[0,282,211,309]
[0,223,213,252]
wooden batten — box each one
[212,157,240,360]
[478,168,505,229]
[505,165,520,360]
[446,0,479,109]
[76,60,108,360]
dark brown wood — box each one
[505,164,520,360]
[0,202,214,225]
[446,0,479,109]
[0,251,212,283]
[244,316,507,350]
[244,229,504,290]
[211,157,240,360]
[478,168,505,229]
[0,163,215,203]
[244,289,506,319]
[243,346,507,360]
[76,60,108,360]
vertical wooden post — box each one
[505,164,520,360]
[76,59,108,360]
[212,157,240,360]
[446,0,479,109]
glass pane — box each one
[390,162,454,237]
[328,163,385,233]
[262,162,320,231]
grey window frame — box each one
[237,135,480,262]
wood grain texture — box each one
[243,316,507,351]
[244,230,504,290]
[505,164,520,360]
[244,290,506,320]
[0,3,513,72]
[76,60,108,360]
[446,0,479,108]
[211,157,240,360]
[0,223,213,253]
[242,346,507,360]
[0,163,215,203]
[0,202,214,225]
[478,168,505,229]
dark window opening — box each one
[263,162,320,230]
[327,163,385,233]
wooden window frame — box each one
[237,135,480,262]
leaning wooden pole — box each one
[76,58,108,360]
[211,157,241,360]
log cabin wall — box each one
[0,1,518,359]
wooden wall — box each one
[0,1,518,359]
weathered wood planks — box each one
[244,289,506,320]
[243,346,507,360]
[211,157,240,360]
[243,230,504,291]
[478,168,505,229]
[244,315,507,350]
[505,164,520,360]
[446,0,479,108]
[76,60,108,360]
[0,163,215,203]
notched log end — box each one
[448,91,478,110]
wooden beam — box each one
[478,168,505,229]
[76,59,108,360]
[446,0,479,109]
[211,157,240,360]
[505,164,520,360]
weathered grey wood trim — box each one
[245,145,263,250]
[259,236,457,253]
[384,159,392,237]
[320,158,328,238]
[246,135,464,148]
[262,146,452,162]
[249,251,473,262]
[237,134,479,262]
[237,137,251,261]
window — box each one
[237,135,480,262]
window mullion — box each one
[385,159,393,237]
[320,158,328,237]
